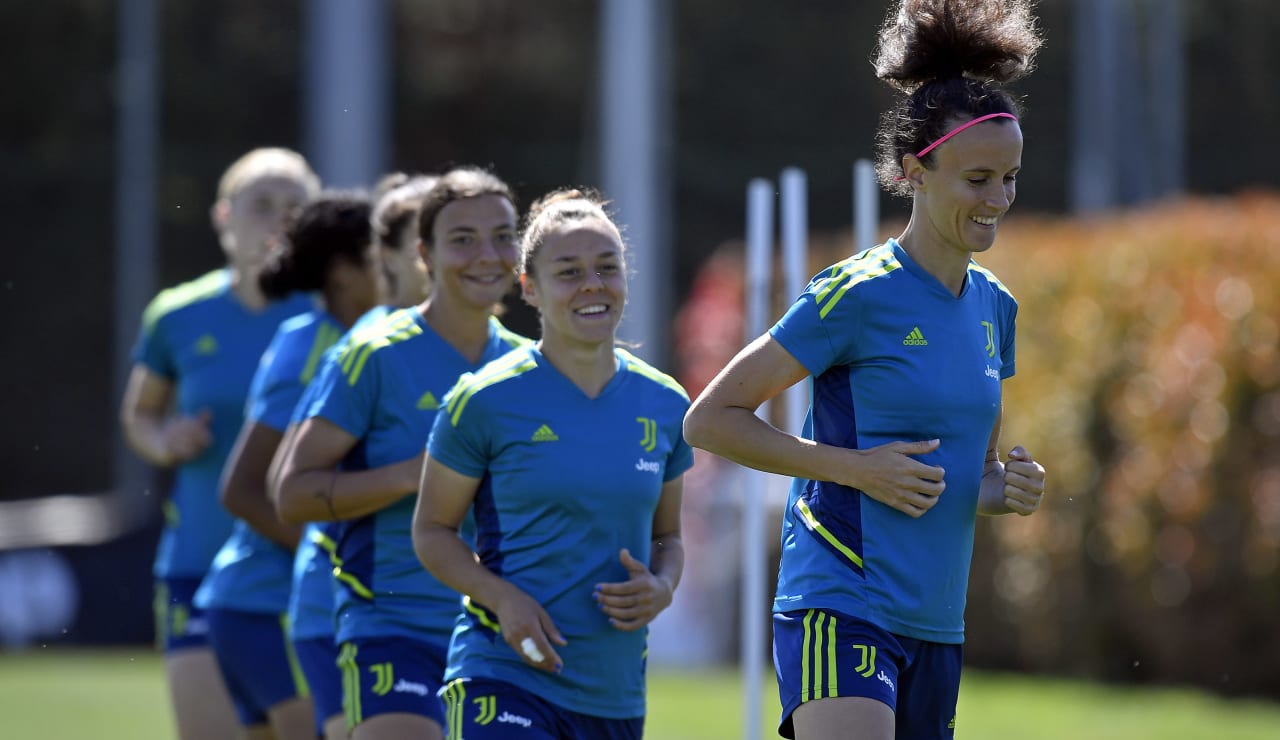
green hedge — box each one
[675,194,1280,698]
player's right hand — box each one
[493,582,567,674]
[162,409,213,463]
[844,439,946,519]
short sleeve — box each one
[769,263,864,377]
[301,338,380,440]
[290,352,333,425]
[663,422,694,482]
[247,340,306,433]
[132,299,176,379]
[999,294,1018,379]
[426,377,490,479]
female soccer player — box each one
[273,167,528,740]
[371,175,438,309]
[683,2,1048,738]
[201,192,381,740]
[120,147,319,740]
[274,175,438,740]
[414,188,693,740]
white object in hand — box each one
[520,637,545,663]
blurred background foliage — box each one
[675,193,1280,697]
[971,194,1280,697]
[8,0,1280,496]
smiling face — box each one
[421,194,519,311]
[522,216,627,349]
[907,118,1023,257]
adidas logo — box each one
[195,334,219,355]
[531,424,559,442]
[416,391,439,410]
[902,327,928,346]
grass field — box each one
[5,649,1280,739]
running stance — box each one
[684,3,1048,738]
[274,167,529,740]
[204,192,380,739]
[120,147,319,740]
[415,188,692,740]
[273,175,438,740]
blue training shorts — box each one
[205,608,308,726]
[773,608,962,740]
[441,677,644,740]
[154,577,212,652]
[294,636,344,730]
[337,636,448,732]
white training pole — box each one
[114,0,158,509]
[600,0,671,365]
[854,159,879,253]
[779,168,809,438]
[742,179,774,740]
[304,0,390,188]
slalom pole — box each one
[742,178,774,740]
[854,159,879,253]
[779,168,809,438]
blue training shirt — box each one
[196,310,345,614]
[300,307,529,646]
[288,305,393,641]
[770,239,1016,644]
[428,346,695,719]
[131,269,313,580]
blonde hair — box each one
[216,147,321,202]
[519,188,622,277]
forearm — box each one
[224,479,302,548]
[121,411,176,467]
[686,406,848,484]
[276,458,419,524]
[977,459,1012,515]
[649,534,684,595]
[415,524,513,611]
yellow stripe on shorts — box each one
[338,642,361,731]
[279,613,309,698]
[152,582,168,650]
[826,611,838,698]
[445,677,467,739]
[800,610,814,701]
[801,609,842,702]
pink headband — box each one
[897,112,1019,180]
[916,112,1018,158]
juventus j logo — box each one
[370,663,394,696]
[853,644,877,678]
[980,320,996,358]
[636,417,657,452]
[473,695,496,725]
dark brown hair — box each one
[872,0,1043,196]
[259,191,373,299]
[416,167,516,246]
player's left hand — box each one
[595,548,673,632]
[1002,445,1046,516]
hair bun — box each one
[873,0,1042,92]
